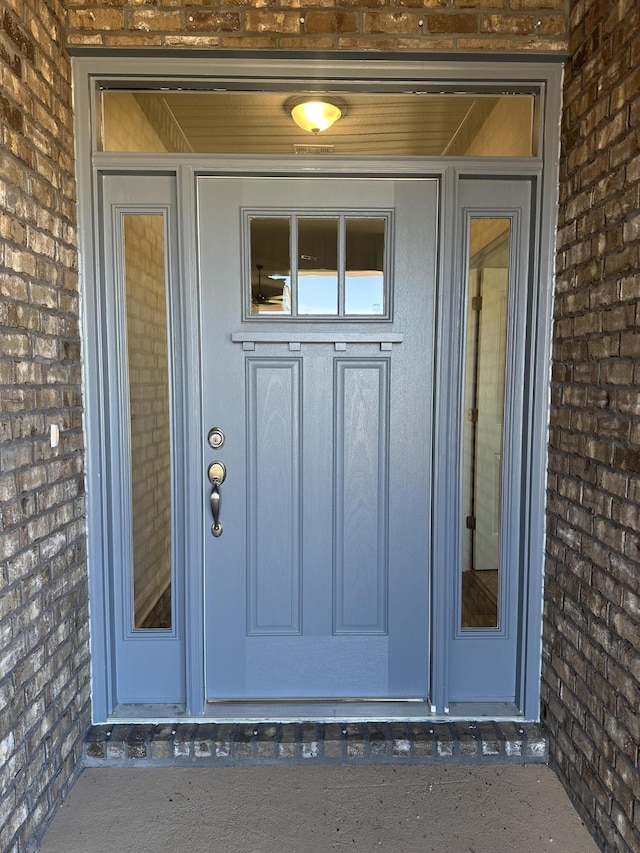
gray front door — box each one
[198,177,437,700]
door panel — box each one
[334,359,389,635]
[246,357,302,636]
[198,177,437,700]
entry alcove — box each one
[73,53,562,722]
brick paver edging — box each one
[84,721,548,767]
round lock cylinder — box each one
[208,427,225,449]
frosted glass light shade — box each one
[290,100,342,134]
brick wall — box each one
[0,1,89,851]
[542,0,640,850]
[64,0,568,53]
[6,0,640,852]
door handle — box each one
[208,461,226,538]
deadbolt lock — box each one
[208,427,225,449]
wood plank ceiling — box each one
[124,91,506,156]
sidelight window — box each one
[122,214,173,631]
[461,219,511,630]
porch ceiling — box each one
[111,91,507,156]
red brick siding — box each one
[7,1,640,852]
[543,0,640,850]
[0,2,89,851]
[64,0,568,52]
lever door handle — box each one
[208,461,226,537]
[210,485,222,537]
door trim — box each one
[109,699,528,724]
[73,54,562,723]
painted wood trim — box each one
[232,332,403,344]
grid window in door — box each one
[247,213,390,318]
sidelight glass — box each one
[123,214,172,630]
[461,219,511,629]
[345,218,385,315]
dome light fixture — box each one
[285,96,346,134]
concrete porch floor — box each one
[39,765,598,853]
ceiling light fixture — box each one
[285,96,346,134]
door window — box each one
[247,213,389,319]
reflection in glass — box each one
[250,218,291,314]
[298,218,339,315]
[101,91,537,157]
[123,215,172,630]
[345,218,385,315]
[461,220,510,629]
[248,215,389,318]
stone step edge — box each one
[84,721,548,766]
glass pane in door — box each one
[345,217,385,315]
[461,219,510,629]
[297,217,339,315]
[249,217,291,314]
[123,214,172,630]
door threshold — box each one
[109,700,523,724]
